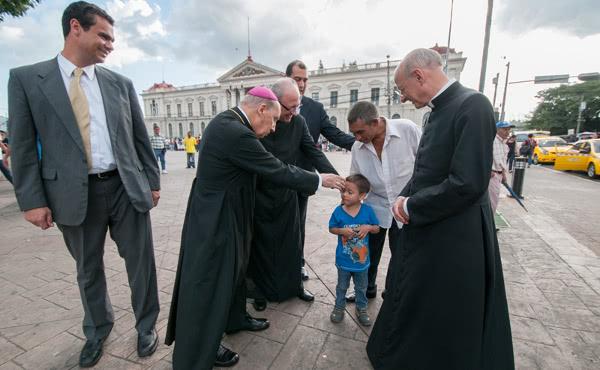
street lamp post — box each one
[387,55,391,118]
[500,61,510,121]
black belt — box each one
[492,170,503,174]
[89,169,118,179]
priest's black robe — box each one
[366,82,514,369]
[165,107,320,370]
[247,115,337,302]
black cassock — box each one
[165,107,319,370]
[366,82,514,369]
[247,115,337,302]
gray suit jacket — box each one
[8,58,160,226]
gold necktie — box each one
[69,68,92,169]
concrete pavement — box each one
[0,151,599,369]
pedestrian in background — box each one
[507,134,516,171]
[183,131,196,168]
[489,121,512,213]
[0,130,13,184]
[150,125,168,174]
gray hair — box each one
[240,94,278,110]
[400,48,443,78]
[348,101,378,125]
[271,77,299,100]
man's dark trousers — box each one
[298,193,309,267]
[367,219,401,294]
[58,173,159,341]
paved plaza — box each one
[0,151,599,369]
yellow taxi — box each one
[532,136,570,164]
[554,139,600,178]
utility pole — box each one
[387,55,391,118]
[492,72,499,108]
[479,0,494,92]
[500,61,510,121]
[576,96,585,135]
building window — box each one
[168,123,173,138]
[199,102,205,116]
[371,88,380,105]
[151,100,158,116]
[393,87,401,104]
[350,89,358,105]
[392,113,401,119]
[201,122,206,133]
[211,101,217,116]
[189,122,194,136]
[166,104,171,118]
[331,116,337,127]
[188,103,193,117]
[330,91,338,108]
[178,123,183,137]
[177,104,182,117]
[312,92,319,102]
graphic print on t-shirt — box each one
[341,224,369,264]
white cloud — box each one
[106,0,154,19]
[0,26,25,41]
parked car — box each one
[532,137,570,164]
[554,139,600,178]
[577,132,598,140]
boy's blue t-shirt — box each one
[329,203,379,272]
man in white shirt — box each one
[346,101,421,300]
[489,121,512,212]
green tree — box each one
[0,0,42,21]
[527,81,600,135]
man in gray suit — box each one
[8,2,160,367]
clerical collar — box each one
[428,78,456,109]
[236,106,252,128]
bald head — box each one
[394,48,449,109]
[271,77,301,122]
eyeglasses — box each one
[279,101,303,113]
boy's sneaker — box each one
[330,306,345,323]
[162,169,168,174]
[355,308,372,326]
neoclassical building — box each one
[141,45,466,138]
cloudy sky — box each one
[1,0,599,121]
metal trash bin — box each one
[512,156,527,198]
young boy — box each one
[329,174,380,325]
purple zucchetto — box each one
[247,86,278,101]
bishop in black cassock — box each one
[165,88,343,369]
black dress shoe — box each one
[137,327,158,357]
[297,289,314,302]
[79,337,106,368]
[366,290,377,299]
[381,289,387,299]
[226,316,270,334]
[253,298,267,312]
[345,292,355,302]
[301,266,309,281]
[214,344,239,367]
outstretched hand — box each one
[321,174,346,191]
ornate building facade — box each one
[141,45,466,138]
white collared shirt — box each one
[427,78,456,109]
[350,118,421,228]
[492,134,509,173]
[57,54,116,174]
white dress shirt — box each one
[57,54,116,174]
[350,118,421,228]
